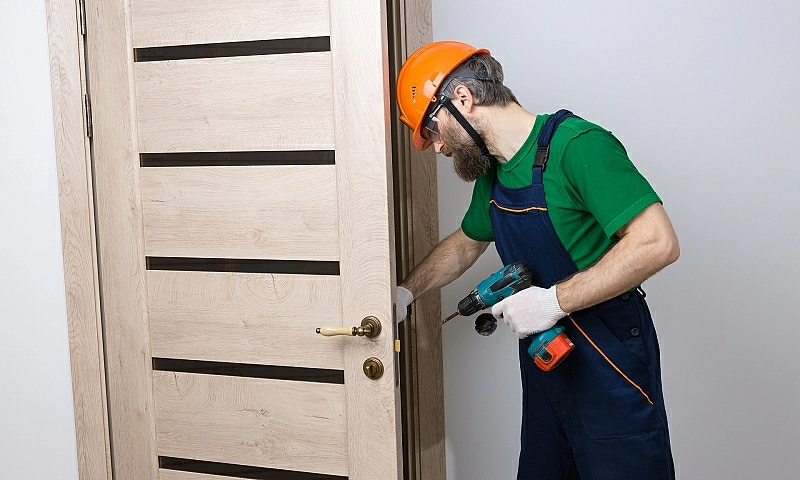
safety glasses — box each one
[421,101,445,141]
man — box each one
[394,41,679,479]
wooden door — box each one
[84,1,402,478]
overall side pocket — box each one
[567,308,659,440]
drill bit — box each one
[441,311,459,325]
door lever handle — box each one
[316,316,382,338]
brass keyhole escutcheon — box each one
[363,357,384,380]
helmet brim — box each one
[412,125,433,151]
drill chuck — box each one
[458,262,532,317]
[457,290,486,317]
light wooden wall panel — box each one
[141,166,339,260]
[148,271,344,369]
[154,372,348,476]
[134,53,334,153]
[131,0,330,48]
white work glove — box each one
[396,286,414,322]
[491,285,568,339]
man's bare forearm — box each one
[401,229,491,299]
[557,203,680,313]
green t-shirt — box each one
[461,114,661,270]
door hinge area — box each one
[84,94,93,138]
[78,0,86,36]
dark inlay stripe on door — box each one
[153,358,345,384]
[134,36,330,62]
[146,257,340,276]
[140,150,335,167]
[159,457,348,480]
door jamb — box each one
[45,0,112,478]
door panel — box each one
[148,271,344,369]
[153,372,347,475]
[86,0,401,478]
[141,166,339,260]
[134,54,334,152]
[131,0,330,48]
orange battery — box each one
[529,328,575,371]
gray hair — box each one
[439,53,518,107]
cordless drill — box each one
[442,262,575,371]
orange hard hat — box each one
[397,41,490,150]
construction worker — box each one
[395,41,679,479]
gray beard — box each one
[442,117,493,182]
[453,148,492,182]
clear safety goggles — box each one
[421,101,445,141]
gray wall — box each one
[0,2,79,479]
[433,1,800,479]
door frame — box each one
[386,1,446,479]
[45,0,112,478]
[45,0,443,479]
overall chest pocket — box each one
[490,198,548,214]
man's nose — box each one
[432,138,444,153]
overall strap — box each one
[534,109,578,170]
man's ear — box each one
[453,85,475,112]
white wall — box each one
[0,2,79,479]
[5,1,800,479]
[434,1,800,479]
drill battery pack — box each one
[527,326,575,371]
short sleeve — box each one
[560,128,661,238]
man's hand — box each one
[400,229,491,304]
[491,285,568,339]
[396,286,414,322]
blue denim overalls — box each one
[489,111,675,479]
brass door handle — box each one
[316,316,382,338]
